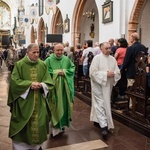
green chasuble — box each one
[45,53,75,129]
[7,56,54,145]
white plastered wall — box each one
[95,0,135,43]
[139,0,150,48]
[18,0,137,46]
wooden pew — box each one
[82,52,94,97]
[74,51,150,136]
[111,69,129,110]
[125,51,150,123]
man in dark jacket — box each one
[123,32,147,109]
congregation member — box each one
[75,43,82,53]
[41,43,51,60]
[7,43,54,150]
[64,41,70,56]
[2,47,9,61]
[108,38,118,56]
[0,48,3,74]
[39,43,45,60]
[6,45,18,72]
[18,47,27,60]
[81,40,87,50]
[0,48,3,64]
[81,40,94,77]
[89,42,121,140]
[74,43,83,77]
[123,32,147,109]
[45,43,75,137]
[114,38,119,49]
[114,38,128,99]
[96,43,103,55]
[68,46,75,62]
[93,42,100,56]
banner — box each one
[29,5,38,23]
[45,0,56,15]
[22,15,30,28]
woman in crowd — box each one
[114,38,128,99]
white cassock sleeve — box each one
[89,55,107,86]
[113,61,121,86]
[41,82,49,98]
[20,87,30,99]
[20,83,49,99]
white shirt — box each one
[82,47,94,66]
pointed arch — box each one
[71,0,98,47]
[71,0,87,46]
[128,0,146,40]
[38,17,45,44]
[30,26,36,43]
[51,7,63,34]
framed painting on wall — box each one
[102,1,113,23]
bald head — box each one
[131,32,140,42]
[101,42,111,55]
[94,42,99,47]
[54,43,64,50]
[108,38,114,46]
[64,42,69,47]
[54,43,64,57]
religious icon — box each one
[104,6,110,19]
[89,23,95,38]
[64,14,70,33]
[102,1,113,23]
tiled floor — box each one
[0,64,150,150]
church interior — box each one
[0,0,150,150]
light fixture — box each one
[18,0,24,11]
[41,24,48,36]
[56,22,63,27]
[83,10,95,22]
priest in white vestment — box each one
[89,42,121,139]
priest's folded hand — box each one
[58,70,64,76]
[31,82,42,90]
[107,71,115,77]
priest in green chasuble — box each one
[45,43,75,136]
[7,43,54,150]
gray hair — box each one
[27,43,39,52]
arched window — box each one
[0,1,11,29]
